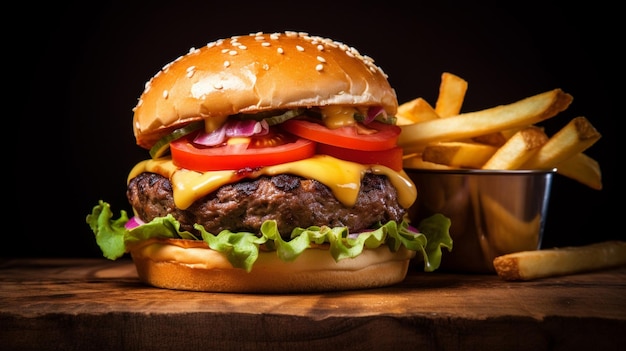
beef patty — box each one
[127,172,406,238]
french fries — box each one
[422,142,497,168]
[398,88,573,153]
[435,72,468,118]
[482,126,548,170]
[400,73,607,277]
[402,153,454,170]
[398,72,602,190]
[493,241,626,281]
[471,132,508,147]
[555,152,602,190]
[522,116,601,169]
[396,97,440,125]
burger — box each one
[86,31,452,293]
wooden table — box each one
[1,258,625,351]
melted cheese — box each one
[129,155,417,210]
[321,106,358,129]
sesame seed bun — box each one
[132,31,398,149]
[130,238,415,293]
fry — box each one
[422,141,497,168]
[522,116,601,169]
[396,97,440,125]
[398,89,573,154]
[471,132,508,147]
[435,72,468,117]
[493,241,626,281]
[471,126,529,147]
[403,153,455,170]
[482,126,548,170]
[556,153,602,190]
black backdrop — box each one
[14,1,620,258]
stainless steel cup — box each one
[406,168,555,273]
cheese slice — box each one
[128,155,416,210]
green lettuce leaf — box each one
[86,201,128,260]
[86,200,452,272]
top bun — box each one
[132,31,398,149]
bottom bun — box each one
[130,239,416,293]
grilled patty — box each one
[127,172,406,238]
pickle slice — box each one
[149,121,204,159]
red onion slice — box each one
[194,119,269,146]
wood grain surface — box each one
[1,258,625,351]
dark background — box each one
[13,1,620,258]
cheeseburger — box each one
[86,31,452,293]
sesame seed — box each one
[238,45,247,50]
[186,66,195,78]
[221,48,229,53]
[316,56,326,63]
[296,45,304,52]
[315,64,324,71]
[277,47,284,54]
[261,42,270,47]
[325,40,338,49]
[213,83,223,90]
[229,50,238,56]
[163,90,169,99]
[317,44,324,51]
[270,33,279,40]
[224,60,230,67]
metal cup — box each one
[406,168,555,273]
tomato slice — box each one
[317,144,404,171]
[280,119,401,151]
[170,131,316,171]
